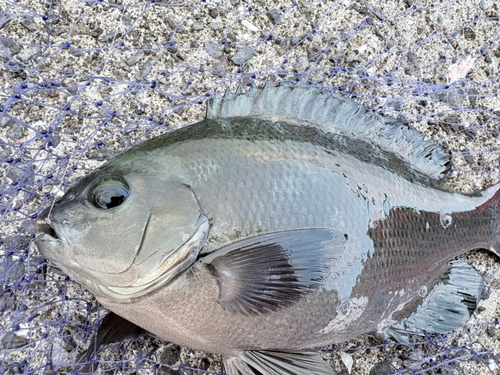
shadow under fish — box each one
[35,83,500,375]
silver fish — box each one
[35,84,500,375]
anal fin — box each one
[385,259,484,342]
[223,349,333,375]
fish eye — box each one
[89,178,130,210]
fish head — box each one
[35,170,209,303]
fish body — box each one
[35,85,500,374]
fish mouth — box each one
[36,218,65,243]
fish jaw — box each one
[95,214,210,303]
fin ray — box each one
[203,229,346,316]
[223,350,332,375]
[207,83,451,179]
[385,259,484,342]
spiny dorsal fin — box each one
[207,83,451,180]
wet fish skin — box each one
[35,85,500,375]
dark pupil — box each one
[92,184,129,209]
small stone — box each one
[484,53,492,63]
[231,46,254,65]
[48,136,61,148]
[367,4,386,20]
[459,144,475,165]
[486,325,497,338]
[6,123,25,141]
[18,47,40,62]
[0,37,21,55]
[205,41,223,59]
[370,360,396,375]
[140,57,154,77]
[90,27,103,38]
[0,334,30,350]
[99,31,123,43]
[226,33,237,43]
[191,21,205,31]
[241,20,258,32]
[167,42,178,53]
[190,40,199,48]
[119,136,131,149]
[267,10,281,24]
[0,146,12,160]
[21,17,36,32]
[199,358,210,371]
[230,0,240,5]
[463,27,476,41]
[122,14,133,26]
[209,8,219,19]
[126,51,144,66]
[350,4,370,15]
[176,52,187,61]
[69,48,84,57]
[467,87,479,107]
[159,346,180,374]
[210,22,219,31]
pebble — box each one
[140,57,154,78]
[0,146,12,160]
[21,17,36,32]
[210,22,219,31]
[68,48,84,57]
[122,14,133,26]
[0,37,21,55]
[231,46,254,65]
[209,8,219,19]
[367,4,386,21]
[18,47,40,62]
[241,20,258,32]
[267,10,281,24]
[167,42,178,53]
[205,41,223,59]
[0,334,30,350]
[369,360,396,375]
[191,21,205,31]
[99,31,123,43]
[463,27,476,41]
[6,123,26,141]
[126,51,144,66]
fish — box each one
[35,83,500,375]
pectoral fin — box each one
[203,229,346,316]
[223,349,333,375]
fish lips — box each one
[35,207,68,244]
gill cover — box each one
[36,174,208,302]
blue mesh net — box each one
[1,0,499,374]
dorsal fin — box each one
[207,83,451,179]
